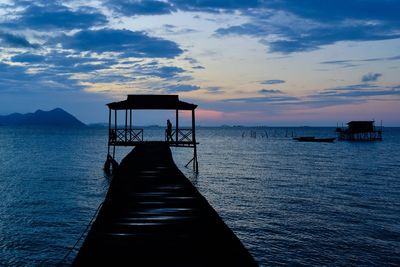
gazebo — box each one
[105,95,199,172]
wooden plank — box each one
[73,142,257,266]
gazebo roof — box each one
[107,95,197,110]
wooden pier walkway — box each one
[73,142,257,266]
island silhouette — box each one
[0,108,85,127]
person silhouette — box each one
[166,119,173,142]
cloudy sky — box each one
[0,0,399,125]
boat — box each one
[293,136,335,142]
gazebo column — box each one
[125,109,128,142]
[192,109,198,173]
[108,108,111,155]
[176,109,179,144]
[113,110,117,158]
[130,109,132,140]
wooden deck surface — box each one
[73,142,258,266]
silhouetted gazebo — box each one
[105,95,198,172]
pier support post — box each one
[192,109,198,173]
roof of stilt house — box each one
[346,121,375,133]
[107,95,197,110]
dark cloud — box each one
[4,4,107,30]
[315,83,400,98]
[0,62,84,93]
[215,1,400,53]
[362,73,382,82]
[258,89,283,94]
[169,0,261,12]
[162,24,198,35]
[165,84,200,93]
[58,28,183,58]
[223,95,298,103]
[266,0,400,24]
[260,79,285,85]
[148,66,185,78]
[106,0,175,16]
[11,53,45,63]
[86,74,136,83]
[205,86,224,94]
[320,55,400,68]
[218,19,400,53]
[319,59,358,68]
[0,31,39,48]
[320,60,352,65]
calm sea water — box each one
[0,126,399,266]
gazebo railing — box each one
[165,128,193,143]
[109,128,143,144]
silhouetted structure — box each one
[336,121,382,141]
[293,136,335,142]
[73,143,257,266]
[105,95,198,173]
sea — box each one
[0,126,399,266]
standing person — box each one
[166,119,173,142]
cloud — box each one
[322,55,400,65]
[11,53,45,63]
[320,55,400,68]
[161,24,198,35]
[10,50,116,71]
[215,1,400,54]
[223,95,298,103]
[0,62,84,93]
[169,0,261,12]
[260,79,285,85]
[362,73,382,82]
[147,66,185,78]
[266,0,400,24]
[0,31,39,48]
[57,28,183,58]
[4,4,107,30]
[205,86,224,94]
[258,89,283,94]
[221,83,400,110]
[106,0,175,16]
[315,83,400,98]
[165,84,200,93]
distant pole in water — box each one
[265,130,268,138]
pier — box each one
[73,142,257,266]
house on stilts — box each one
[336,121,383,141]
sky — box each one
[0,0,399,126]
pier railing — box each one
[109,128,194,145]
[109,128,143,144]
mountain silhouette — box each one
[0,108,86,127]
